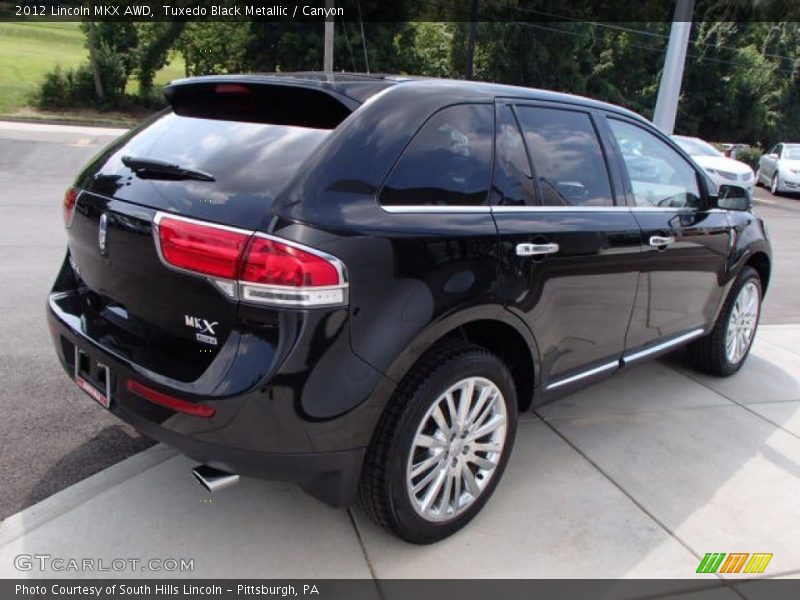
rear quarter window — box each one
[380,104,494,207]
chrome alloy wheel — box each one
[406,376,507,523]
[726,281,760,365]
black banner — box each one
[4,580,800,600]
[0,0,798,23]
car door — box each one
[492,101,641,391]
[601,114,734,354]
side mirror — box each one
[714,184,751,211]
[767,153,778,160]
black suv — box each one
[48,73,771,543]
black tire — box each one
[358,340,518,544]
[689,266,762,377]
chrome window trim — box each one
[380,204,728,214]
[545,361,619,391]
[623,328,705,364]
[381,205,492,214]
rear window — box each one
[91,112,330,228]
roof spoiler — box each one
[163,76,359,129]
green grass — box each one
[0,22,185,117]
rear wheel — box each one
[689,266,762,376]
[359,341,517,544]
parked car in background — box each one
[672,135,755,193]
[756,143,800,195]
[48,74,771,543]
[718,143,751,160]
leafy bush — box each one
[736,146,763,171]
[35,43,128,110]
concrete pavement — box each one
[2,325,799,581]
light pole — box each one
[323,0,335,73]
[652,0,695,134]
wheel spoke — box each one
[470,396,497,432]
[410,452,443,478]
[431,405,449,433]
[444,392,458,429]
[462,465,481,498]
[472,441,503,454]
[466,414,506,442]
[468,454,497,471]
[466,387,493,428]
[440,469,454,514]
[413,462,444,494]
[457,379,474,429]
[452,470,462,509]
[419,469,447,513]
[415,434,444,450]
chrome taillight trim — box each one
[152,211,349,308]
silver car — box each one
[757,143,800,195]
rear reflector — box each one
[154,212,348,307]
[126,379,216,418]
[156,215,250,279]
[63,187,78,227]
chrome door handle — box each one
[649,235,675,247]
[516,242,559,257]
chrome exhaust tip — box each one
[192,465,239,492]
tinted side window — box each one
[608,119,701,209]
[380,104,493,207]
[516,106,614,206]
[493,105,536,206]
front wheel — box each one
[771,173,781,196]
[689,266,762,376]
[359,341,517,544]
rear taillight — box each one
[63,187,78,227]
[126,379,216,418]
[154,213,347,307]
[156,215,249,279]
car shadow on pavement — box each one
[19,425,153,517]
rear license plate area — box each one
[74,347,111,408]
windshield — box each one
[673,136,722,157]
[784,146,800,160]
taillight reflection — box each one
[63,187,78,227]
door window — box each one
[608,118,702,209]
[515,106,614,207]
[380,104,493,207]
[493,105,536,206]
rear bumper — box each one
[47,286,380,508]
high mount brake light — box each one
[153,213,348,308]
[63,187,78,227]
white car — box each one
[756,143,800,195]
[672,135,755,193]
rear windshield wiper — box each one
[121,155,215,182]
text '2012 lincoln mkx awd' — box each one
[48,73,771,543]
